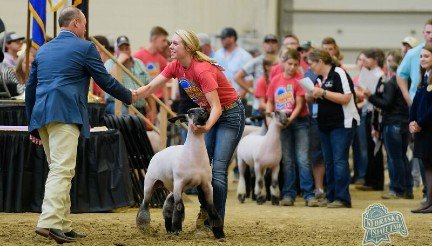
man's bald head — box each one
[58,6,83,28]
[58,6,86,38]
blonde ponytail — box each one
[175,29,217,66]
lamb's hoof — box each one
[251,193,257,201]
[237,194,246,203]
[212,226,225,239]
[164,218,173,233]
[172,230,181,235]
[256,195,266,205]
[271,195,280,206]
[136,208,151,233]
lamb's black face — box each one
[275,111,289,127]
[187,108,210,126]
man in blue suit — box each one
[25,6,137,244]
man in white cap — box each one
[1,32,25,67]
[401,36,419,57]
[215,27,252,97]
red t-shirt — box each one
[269,63,283,81]
[254,75,269,102]
[300,59,309,71]
[133,48,167,98]
[161,59,239,110]
[266,72,309,117]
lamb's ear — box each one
[168,114,187,124]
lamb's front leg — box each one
[201,182,225,239]
[162,193,175,233]
[171,182,185,235]
[254,165,266,205]
[270,164,281,205]
[137,178,157,233]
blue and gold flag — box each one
[29,0,47,49]
[48,0,67,12]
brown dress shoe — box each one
[64,230,87,238]
[49,229,76,244]
[35,227,50,238]
[35,227,76,244]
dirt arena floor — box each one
[1,173,431,246]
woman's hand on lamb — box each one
[191,123,209,134]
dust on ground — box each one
[1,179,430,246]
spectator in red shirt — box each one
[134,26,170,111]
[254,56,276,113]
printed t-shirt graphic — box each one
[274,84,294,113]
[146,63,160,79]
[179,78,208,108]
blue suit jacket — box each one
[25,31,132,138]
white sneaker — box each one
[314,188,326,200]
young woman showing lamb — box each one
[136,108,224,238]
[135,29,245,237]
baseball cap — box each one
[263,34,278,43]
[402,36,419,48]
[219,27,237,39]
[197,33,211,46]
[298,41,312,51]
[1,32,25,43]
[116,35,130,47]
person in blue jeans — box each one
[308,49,360,208]
[265,49,317,207]
[361,50,413,199]
[136,29,245,235]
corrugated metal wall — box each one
[1,0,431,65]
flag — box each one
[72,0,88,19]
[29,0,47,49]
[72,0,82,6]
[48,0,67,12]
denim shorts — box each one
[309,119,323,165]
